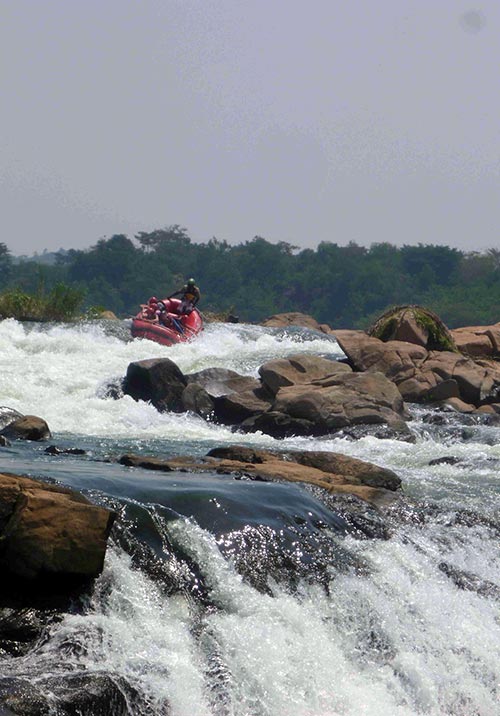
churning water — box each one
[0,318,498,715]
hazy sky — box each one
[1,1,499,255]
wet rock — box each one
[259,354,351,396]
[186,366,258,397]
[121,445,403,508]
[123,357,187,412]
[439,562,500,599]
[0,673,146,716]
[0,415,51,441]
[0,407,24,432]
[181,382,214,418]
[428,456,463,466]
[0,473,115,581]
[213,386,273,424]
[44,446,87,456]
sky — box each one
[1,1,499,256]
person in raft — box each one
[167,278,201,315]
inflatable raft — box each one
[131,297,203,346]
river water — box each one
[0,318,498,715]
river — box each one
[0,318,498,715]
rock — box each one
[428,456,463,466]
[44,446,87,456]
[213,386,273,424]
[1,415,51,441]
[0,474,115,581]
[120,454,174,471]
[0,673,144,716]
[98,310,118,319]
[123,358,187,412]
[186,367,259,398]
[267,371,408,435]
[261,312,333,334]
[0,407,24,432]
[0,435,9,447]
[181,383,214,418]
[451,323,500,358]
[121,445,403,508]
[239,411,317,438]
[259,354,351,396]
[335,330,500,408]
[368,305,457,351]
[439,562,500,599]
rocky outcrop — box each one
[261,312,333,334]
[122,353,410,438]
[334,329,500,409]
[0,473,115,581]
[0,407,51,441]
[120,445,402,507]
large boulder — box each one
[0,415,51,441]
[0,474,115,581]
[268,371,408,433]
[186,367,260,397]
[259,354,352,396]
[123,358,187,412]
[368,305,457,351]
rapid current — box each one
[0,318,498,715]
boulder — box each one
[123,358,187,412]
[213,386,273,424]
[0,474,115,581]
[0,415,51,441]
[264,371,408,436]
[451,324,500,357]
[261,312,333,334]
[367,305,457,351]
[186,367,259,398]
[259,354,352,396]
[181,383,214,418]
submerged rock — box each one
[119,445,403,508]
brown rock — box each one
[1,416,51,441]
[122,446,403,508]
[186,367,260,398]
[0,474,115,581]
[181,383,214,418]
[259,354,351,396]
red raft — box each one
[131,297,203,346]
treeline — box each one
[1,227,499,328]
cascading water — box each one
[0,318,498,715]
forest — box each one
[1,227,499,328]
